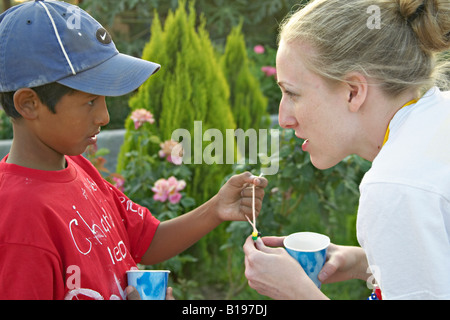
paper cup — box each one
[283,232,330,288]
[126,270,170,300]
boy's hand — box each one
[214,172,268,223]
[126,286,141,300]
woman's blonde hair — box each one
[279,0,450,96]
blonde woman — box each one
[244,0,450,300]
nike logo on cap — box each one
[96,27,112,44]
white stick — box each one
[249,173,264,233]
[252,184,256,232]
[246,215,255,229]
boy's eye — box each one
[87,99,96,106]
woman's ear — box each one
[13,88,41,120]
[344,72,368,113]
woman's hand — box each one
[318,244,370,284]
[243,236,328,300]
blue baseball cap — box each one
[0,0,160,96]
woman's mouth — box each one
[295,132,309,152]
[302,139,309,152]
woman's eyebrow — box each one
[277,81,287,89]
[277,81,299,91]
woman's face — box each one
[277,40,357,169]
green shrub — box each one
[116,0,238,296]
[117,0,236,204]
[221,22,269,131]
[247,44,281,114]
[0,109,12,140]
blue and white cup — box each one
[283,232,330,288]
[126,270,170,300]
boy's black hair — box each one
[0,83,74,119]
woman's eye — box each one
[284,90,298,99]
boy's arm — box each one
[140,196,221,265]
[140,172,267,265]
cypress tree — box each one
[221,23,268,132]
[118,1,236,205]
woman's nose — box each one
[278,99,297,129]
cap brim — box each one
[57,53,160,97]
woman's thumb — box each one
[318,257,338,283]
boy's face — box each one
[34,90,109,157]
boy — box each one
[0,0,266,300]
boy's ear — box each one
[344,72,368,113]
[13,88,41,120]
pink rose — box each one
[254,45,265,54]
[151,176,186,204]
[159,140,184,165]
[130,109,155,130]
[152,179,169,202]
[261,66,277,78]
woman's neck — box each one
[357,87,419,162]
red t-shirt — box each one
[0,155,160,300]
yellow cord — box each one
[382,99,418,147]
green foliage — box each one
[117,124,201,298]
[0,109,12,140]
[117,0,236,205]
[221,23,269,131]
[79,0,307,55]
[247,45,281,114]
[116,1,239,298]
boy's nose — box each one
[95,97,110,126]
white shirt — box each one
[357,87,450,300]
